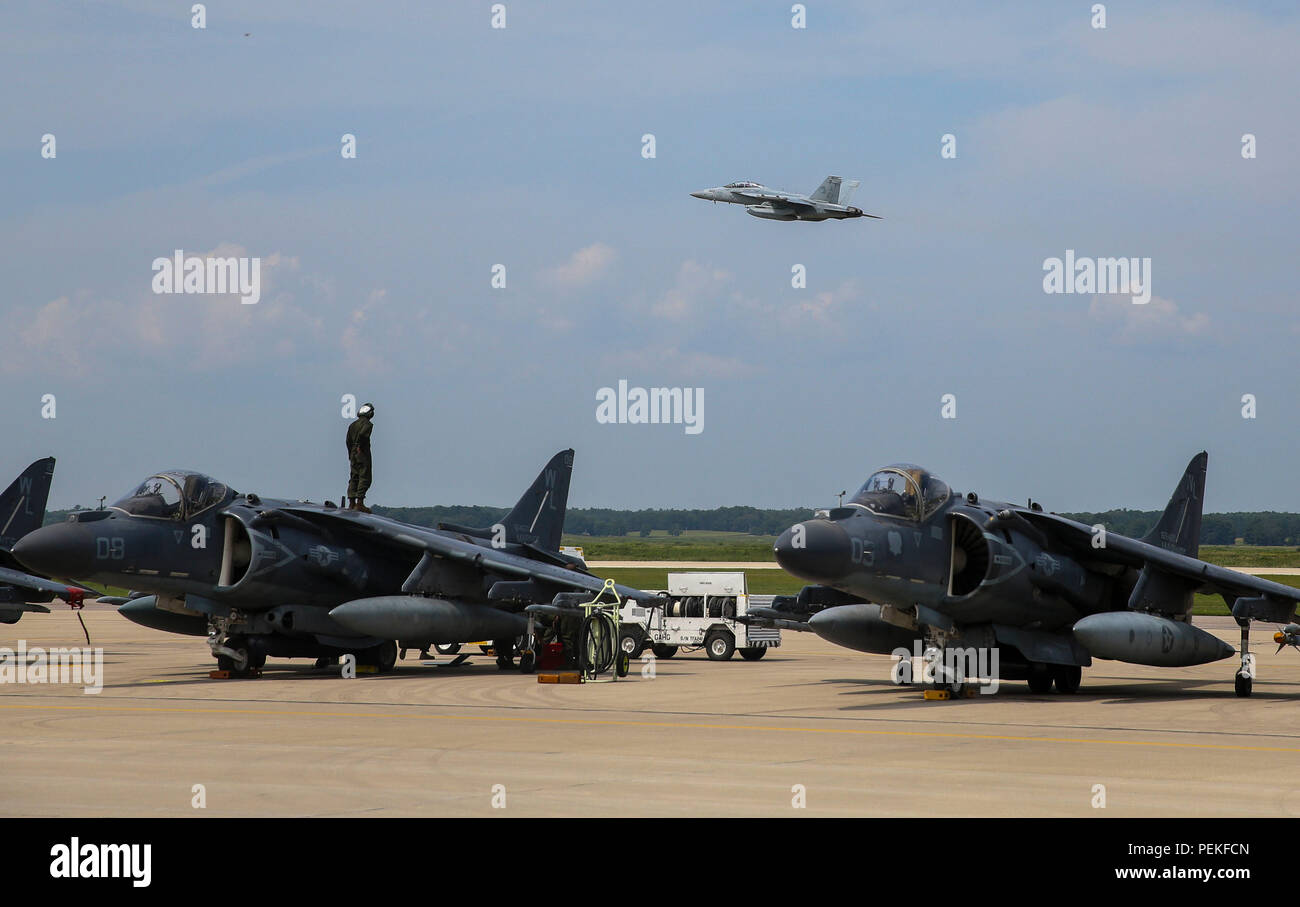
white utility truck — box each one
[618,572,779,661]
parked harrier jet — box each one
[0,457,95,626]
[12,450,661,674]
[690,176,879,221]
[764,452,1297,697]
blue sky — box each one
[1,1,1297,513]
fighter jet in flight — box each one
[690,176,880,221]
[764,452,1297,697]
[0,457,96,626]
[12,450,661,674]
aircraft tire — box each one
[651,644,677,659]
[1235,672,1252,697]
[739,647,767,661]
[518,650,536,674]
[1027,664,1053,693]
[1052,664,1082,694]
[374,641,398,672]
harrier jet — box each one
[690,176,879,221]
[12,450,661,674]
[0,457,95,626]
[764,452,1297,697]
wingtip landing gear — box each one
[1236,619,1254,697]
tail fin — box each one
[809,176,844,203]
[839,178,861,205]
[501,449,573,551]
[1141,451,1206,557]
[0,457,55,553]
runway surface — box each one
[3,608,1300,817]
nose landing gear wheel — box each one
[1235,671,1252,697]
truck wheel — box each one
[435,643,461,656]
[619,633,641,657]
[739,647,766,661]
[705,629,735,661]
[651,644,677,659]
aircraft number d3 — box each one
[96,537,125,560]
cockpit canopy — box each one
[112,471,233,520]
[724,181,762,189]
[849,464,950,521]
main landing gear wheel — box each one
[1027,664,1053,693]
[518,649,536,674]
[705,629,735,661]
[1235,671,1252,697]
[370,640,398,673]
[651,644,677,659]
[1051,664,1082,694]
[494,638,514,670]
[739,647,767,661]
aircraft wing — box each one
[1015,508,1300,620]
[730,189,816,210]
[0,565,95,599]
[275,507,663,604]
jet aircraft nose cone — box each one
[12,523,95,579]
[690,190,709,199]
[773,520,853,582]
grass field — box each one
[598,569,1300,615]
[566,533,1300,569]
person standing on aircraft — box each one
[346,402,375,512]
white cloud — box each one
[544,242,616,289]
[1088,294,1210,345]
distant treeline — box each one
[369,505,817,538]
[43,504,1300,545]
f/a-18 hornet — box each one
[12,450,661,675]
[690,176,880,221]
[762,452,1297,697]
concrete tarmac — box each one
[3,607,1300,817]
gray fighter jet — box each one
[690,176,880,221]
[764,452,1297,697]
[12,450,661,674]
[0,457,96,625]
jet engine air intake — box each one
[948,513,990,597]
[218,515,252,587]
